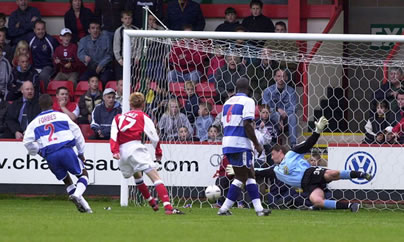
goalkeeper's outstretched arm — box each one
[292,116,328,154]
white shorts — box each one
[119,141,156,178]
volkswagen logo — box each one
[345,151,376,184]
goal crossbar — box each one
[124,30,404,43]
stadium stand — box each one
[195,83,216,97]
[47,80,74,97]
[79,124,94,139]
[75,80,103,97]
[105,81,117,90]
[169,82,186,97]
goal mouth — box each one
[120,30,404,211]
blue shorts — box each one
[46,147,84,180]
[226,151,253,168]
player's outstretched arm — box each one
[22,122,39,156]
[144,114,162,159]
[293,116,328,154]
[244,119,263,156]
[109,116,120,158]
[68,117,85,155]
[254,167,276,180]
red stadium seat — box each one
[74,96,81,103]
[149,81,157,90]
[177,97,186,108]
[79,124,94,139]
[200,97,215,106]
[105,81,117,90]
[211,104,223,117]
[47,81,74,96]
[169,82,186,97]
[75,81,102,97]
[195,83,216,97]
[52,35,62,44]
[51,96,58,104]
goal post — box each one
[122,30,404,209]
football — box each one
[205,185,221,202]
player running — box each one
[218,77,271,216]
[110,92,184,215]
[23,94,92,213]
[253,116,372,212]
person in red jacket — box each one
[110,92,184,215]
[53,28,83,87]
[167,25,207,83]
[53,86,79,122]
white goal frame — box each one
[120,30,404,206]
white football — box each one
[205,185,221,202]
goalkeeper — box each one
[228,116,372,212]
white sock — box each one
[252,198,264,212]
[74,176,89,198]
[80,196,91,210]
[219,198,235,213]
[66,184,76,195]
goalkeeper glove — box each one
[315,116,328,133]
[225,165,235,176]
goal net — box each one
[122,30,404,211]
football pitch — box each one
[0,197,402,242]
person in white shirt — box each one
[23,94,92,213]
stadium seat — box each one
[47,81,74,96]
[75,81,103,97]
[79,124,94,139]
[211,104,223,117]
[51,96,58,104]
[74,96,81,103]
[40,80,45,94]
[200,97,215,106]
[105,81,117,90]
[255,105,260,118]
[149,82,157,90]
[169,82,186,97]
[177,97,186,108]
[52,35,62,44]
[195,83,216,97]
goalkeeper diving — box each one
[229,116,372,212]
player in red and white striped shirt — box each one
[110,92,184,215]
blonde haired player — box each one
[110,92,184,215]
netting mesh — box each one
[126,33,404,210]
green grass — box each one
[0,197,403,242]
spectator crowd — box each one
[0,0,300,148]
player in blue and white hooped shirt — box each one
[23,94,92,213]
[218,77,270,216]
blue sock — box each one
[324,200,337,209]
[246,183,260,200]
[340,170,351,179]
[246,179,264,212]
[227,183,242,202]
[78,177,88,187]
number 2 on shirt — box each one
[45,123,57,142]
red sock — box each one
[155,183,173,210]
[137,182,151,200]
